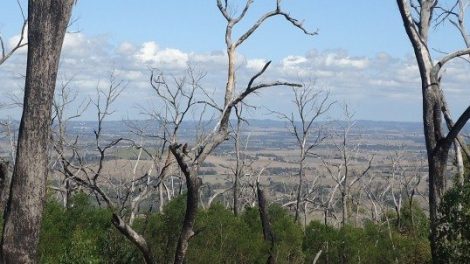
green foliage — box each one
[38,192,142,263]
[32,192,431,263]
[143,194,186,263]
[399,200,429,238]
[436,181,470,263]
[303,219,431,264]
[240,204,305,264]
[148,197,302,263]
[268,204,304,263]
[188,204,264,263]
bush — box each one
[38,192,142,263]
[143,194,186,263]
[31,192,431,263]
[303,219,431,264]
[187,204,264,263]
[436,182,470,262]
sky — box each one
[0,0,469,122]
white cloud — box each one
[135,41,189,69]
[156,48,189,68]
[63,33,86,49]
[246,58,267,71]
[282,55,308,67]
[336,56,369,69]
[135,41,159,63]
[2,33,470,121]
[118,42,136,55]
[190,50,226,65]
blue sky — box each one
[0,1,469,121]
[69,1,407,57]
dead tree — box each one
[231,105,253,216]
[385,147,424,229]
[147,66,205,213]
[389,148,406,228]
[396,1,470,261]
[51,78,89,208]
[437,1,470,184]
[318,177,341,226]
[275,83,332,222]
[1,1,75,262]
[256,177,275,264]
[169,1,316,262]
[60,77,155,264]
[131,66,214,222]
[59,68,203,263]
[363,173,390,223]
[322,107,373,227]
[232,106,244,216]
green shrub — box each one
[31,192,431,263]
[303,219,430,264]
[188,204,264,263]
[38,192,142,263]
[436,182,470,262]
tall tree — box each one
[396,0,470,262]
[170,1,316,262]
[1,0,75,262]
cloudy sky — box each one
[1,0,469,121]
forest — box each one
[1,0,470,264]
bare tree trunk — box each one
[173,171,201,264]
[395,204,401,229]
[396,1,470,261]
[233,110,242,216]
[63,178,71,208]
[233,171,240,216]
[454,142,464,185]
[169,1,315,262]
[409,197,416,237]
[159,183,165,213]
[0,120,16,213]
[0,161,10,214]
[111,213,155,264]
[257,182,275,264]
[1,1,74,262]
[278,86,331,223]
[341,139,349,228]
[295,156,304,222]
[341,191,347,227]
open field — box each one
[23,119,445,226]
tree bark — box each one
[233,171,240,216]
[396,1,465,262]
[257,182,275,264]
[173,170,201,264]
[294,156,304,222]
[0,161,10,214]
[341,191,347,227]
[233,111,243,216]
[1,1,74,262]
